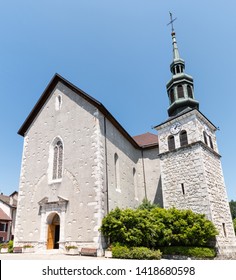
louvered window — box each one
[168,135,175,151]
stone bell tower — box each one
[154,13,236,256]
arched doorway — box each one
[47,213,60,249]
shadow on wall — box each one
[154,177,163,208]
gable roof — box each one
[18,73,158,150]
[133,132,158,148]
[0,194,17,208]
[0,208,11,221]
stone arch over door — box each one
[47,213,60,249]
[38,196,68,251]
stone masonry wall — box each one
[202,146,236,249]
[157,109,236,254]
[160,143,212,218]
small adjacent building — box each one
[0,191,18,242]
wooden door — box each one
[47,224,55,249]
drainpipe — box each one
[104,117,109,214]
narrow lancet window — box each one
[209,136,214,150]
[133,168,138,200]
[53,140,63,180]
[203,131,208,145]
[55,95,62,111]
[114,153,120,191]
[222,223,227,237]
[180,130,188,146]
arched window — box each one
[53,140,63,180]
[114,153,120,191]
[203,131,208,145]
[133,168,138,200]
[172,66,176,75]
[209,136,214,150]
[168,135,175,151]
[177,85,184,98]
[55,95,62,111]
[170,89,175,104]
[187,85,193,98]
[180,130,188,146]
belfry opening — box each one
[47,213,60,249]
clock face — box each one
[170,122,181,135]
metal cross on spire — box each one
[167,12,177,33]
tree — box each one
[229,200,236,219]
[137,198,159,210]
[100,207,218,248]
[233,218,236,234]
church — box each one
[14,22,236,256]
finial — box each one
[167,12,177,34]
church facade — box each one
[14,27,236,256]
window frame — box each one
[179,130,188,147]
[168,135,176,151]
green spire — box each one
[166,13,199,117]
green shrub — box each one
[100,207,218,248]
[112,245,162,260]
[112,245,130,259]
[0,243,8,249]
[65,245,78,251]
[160,246,216,259]
[130,247,162,260]
[100,207,157,247]
[138,198,159,210]
[8,240,13,253]
[150,208,218,247]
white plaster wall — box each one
[105,118,161,210]
[105,119,143,210]
[15,81,162,250]
[15,82,106,247]
[142,148,162,206]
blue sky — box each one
[0,0,235,200]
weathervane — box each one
[167,12,177,33]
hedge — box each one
[100,207,218,248]
[159,246,216,259]
[112,245,162,260]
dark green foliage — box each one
[0,240,13,252]
[8,240,13,253]
[100,207,218,248]
[229,200,236,219]
[112,244,162,260]
[160,246,216,259]
[150,208,218,247]
[233,218,236,234]
[137,198,159,210]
